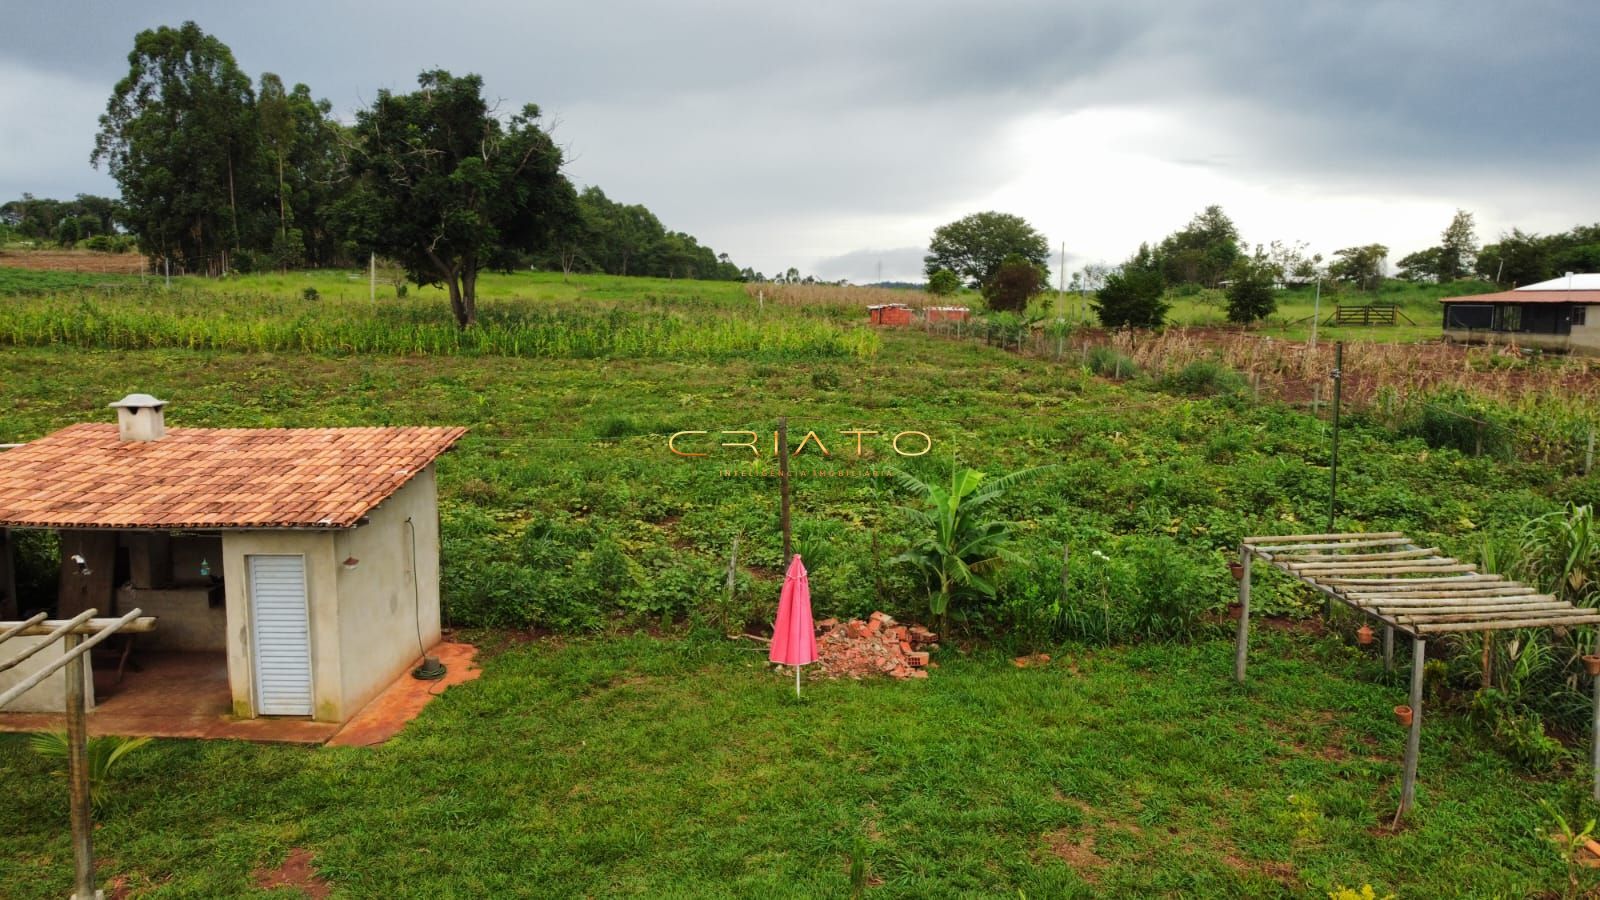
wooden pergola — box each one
[1,610,155,899]
[1231,531,1600,818]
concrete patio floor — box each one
[0,643,480,745]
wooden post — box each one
[777,417,792,562]
[1586,425,1595,475]
[1480,633,1492,689]
[1383,625,1394,673]
[1399,637,1426,818]
[723,535,739,635]
[63,632,97,900]
[1233,548,1252,683]
[1592,667,1600,803]
[0,528,16,620]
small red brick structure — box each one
[926,306,971,323]
[867,304,914,326]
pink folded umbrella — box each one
[769,554,817,697]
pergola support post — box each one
[1399,637,1426,818]
[1383,626,1394,673]
[63,632,97,900]
[1592,667,1600,803]
[1233,548,1251,683]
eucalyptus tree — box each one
[92,21,265,269]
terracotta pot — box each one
[1357,624,1375,646]
[1584,655,1600,677]
[1394,705,1414,727]
[1227,561,1244,581]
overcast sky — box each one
[3,1,1597,282]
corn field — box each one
[919,318,1600,472]
[0,290,880,361]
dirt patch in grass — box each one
[1043,828,1108,883]
[252,847,331,898]
[1220,852,1297,885]
[0,250,146,274]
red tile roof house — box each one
[1440,273,1600,355]
[0,394,464,734]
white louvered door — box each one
[248,555,313,716]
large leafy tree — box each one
[257,74,345,268]
[92,21,265,271]
[1152,205,1242,288]
[343,70,576,327]
[1094,268,1169,328]
[924,211,1049,290]
[1437,209,1478,281]
[1224,255,1277,323]
[1328,244,1389,291]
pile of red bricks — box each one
[813,612,938,680]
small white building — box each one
[0,396,464,725]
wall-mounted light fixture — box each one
[342,556,360,571]
[70,553,92,576]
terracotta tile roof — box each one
[0,424,466,530]
[1439,289,1600,305]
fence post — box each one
[724,536,740,635]
[1586,425,1595,475]
[777,418,791,562]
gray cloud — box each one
[2,1,1596,281]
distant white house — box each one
[1441,273,1600,354]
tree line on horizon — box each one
[0,21,749,324]
[919,205,1600,328]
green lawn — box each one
[0,631,1582,897]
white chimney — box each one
[108,393,169,442]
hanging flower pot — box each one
[1357,624,1375,645]
[1583,655,1600,677]
[1227,561,1244,581]
[1394,705,1414,727]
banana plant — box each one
[890,463,1052,627]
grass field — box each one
[0,632,1586,897]
[0,266,1597,896]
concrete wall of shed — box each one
[221,530,342,722]
[0,634,94,713]
[332,465,442,722]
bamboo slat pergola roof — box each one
[1241,531,1600,636]
[1231,530,1600,820]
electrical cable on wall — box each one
[406,516,445,681]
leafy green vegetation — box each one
[2,268,1599,894]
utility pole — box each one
[1309,278,1321,349]
[1058,241,1066,321]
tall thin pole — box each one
[64,632,96,899]
[369,252,377,303]
[1233,548,1252,683]
[1309,278,1321,349]
[1329,341,1343,531]
[1058,241,1066,321]
[777,417,792,562]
